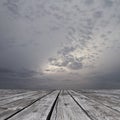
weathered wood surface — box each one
[76,90,120,112]
[0,89,120,120]
[69,90,120,120]
[51,90,91,120]
[0,90,51,120]
[8,90,59,120]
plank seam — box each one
[4,91,54,120]
[0,92,36,101]
[1,92,42,107]
[78,91,120,96]
[67,90,94,120]
[74,90,120,113]
[46,90,61,120]
[54,97,59,120]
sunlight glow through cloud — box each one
[0,0,120,89]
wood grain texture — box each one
[0,90,51,120]
[8,90,59,120]
[0,91,39,105]
[69,90,120,120]
[51,90,91,120]
[76,90,120,112]
[0,90,30,100]
[0,89,120,120]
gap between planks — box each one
[4,91,55,120]
[46,90,61,120]
[7,90,60,120]
[74,90,120,113]
[67,90,94,120]
[68,90,120,120]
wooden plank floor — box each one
[0,89,120,120]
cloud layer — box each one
[0,0,120,89]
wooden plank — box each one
[77,91,120,112]
[0,90,30,100]
[0,91,39,105]
[0,91,51,120]
[80,89,120,96]
[51,90,91,120]
[91,89,120,95]
[7,90,59,120]
[69,90,120,120]
[0,91,37,101]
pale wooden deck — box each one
[0,89,120,120]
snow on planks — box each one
[0,89,120,120]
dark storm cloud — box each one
[0,68,14,74]
[103,0,113,7]
[89,69,120,89]
[0,67,46,89]
[0,67,43,78]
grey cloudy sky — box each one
[0,0,120,89]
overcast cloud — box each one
[0,0,120,89]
